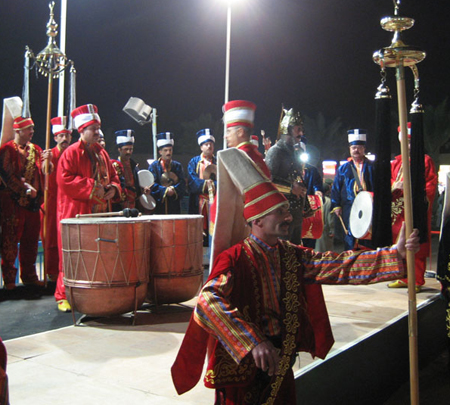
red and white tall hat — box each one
[251,135,259,147]
[222,100,256,129]
[71,104,101,132]
[211,147,288,266]
[1,96,26,146]
[398,122,412,142]
[13,116,34,130]
[51,116,71,136]
[243,180,288,222]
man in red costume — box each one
[0,114,52,290]
[172,148,420,404]
[40,116,72,284]
[222,100,271,179]
[0,337,8,405]
[55,104,121,312]
[388,123,437,292]
[210,100,270,244]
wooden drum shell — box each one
[147,215,204,305]
[61,217,151,317]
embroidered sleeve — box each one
[0,146,25,194]
[194,270,265,364]
[187,158,205,195]
[301,246,405,284]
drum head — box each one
[349,191,373,239]
[139,194,156,210]
[138,170,154,187]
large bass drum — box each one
[61,217,151,317]
[147,215,204,305]
[349,191,373,240]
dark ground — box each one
[0,283,79,340]
[0,281,449,404]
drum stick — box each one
[76,208,141,218]
[337,214,348,235]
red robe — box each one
[0,337,8,405]
[172,236,405,404]
[55,140,121,300]
[40,145,62,280]
[237,141,271,179]
[391,154,437,285]
[0,140,45,286]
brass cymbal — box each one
[161,171,179,187]
[203,164,217,181]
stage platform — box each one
[4,275,447,405]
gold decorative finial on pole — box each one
[373,2,425,404]
[393,0,400,16]
[35,2,67,78]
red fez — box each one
[51,116,72,136]
[13,117,34,130]
[223,100,256,129]
[71,104,101,132]
[243,181,288,222]
[398,122,412,141]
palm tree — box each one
[303,112,347,165]
[179,113,223,156]
[423,98,450,168]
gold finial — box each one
[34,1,67,77]
[373,1,425,69]
[392,0,400,16]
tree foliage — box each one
[303,112,347,165]
[179,113,223,156]
[423,98,450,167]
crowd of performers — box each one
[0,96,448,404]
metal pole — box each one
[223,2,231,150]
[152,108,157,160]
[43,73,53,287]
[58,0,67,116]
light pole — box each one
[223,1,232,150]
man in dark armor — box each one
[266,108,322,244]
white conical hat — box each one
[1,97,23,146]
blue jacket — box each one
[149,159,186,214]
[331,158,374,248]
[187,154,217,215]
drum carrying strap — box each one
[350,163,364,194]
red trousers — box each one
[399,242,429,286]
[40,204,60,280]
[0,194,41,286]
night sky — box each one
[1,0,449,163]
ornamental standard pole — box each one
[25,1,73,286]
[373,2,426,403]
[57,0,67,116]
[223,2,231,150]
